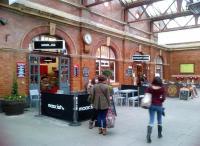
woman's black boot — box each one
[158,125,162,138]
[147,126,152,143]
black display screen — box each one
[34,41,63,49]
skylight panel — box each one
[167,20,179,28]
[152,1,173,14]
[182,0,188,11]
[175,16,194,26]
[146,5,158,17]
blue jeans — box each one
[97,109,108,128]
[148,105,163,126]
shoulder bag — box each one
[141,93,152,109]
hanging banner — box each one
[17,62,25,78]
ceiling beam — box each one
[153,24,200,33]
[125,0,164,9]
[128,11,193,23]
[151,11,193,21]
[85,0,113,7]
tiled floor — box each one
[0,96,200,146]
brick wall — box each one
[0,51,14,97]
[0,3,170,96]
[170,49,200,81]
[0,50,28,97]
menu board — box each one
[179,89,190,100]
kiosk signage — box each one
[41,93,93,122]
[34,40,64,50]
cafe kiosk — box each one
[30,39,93,122]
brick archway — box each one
[21,26,76,54]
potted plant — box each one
[102,69,113,84]
[2,78,26,116]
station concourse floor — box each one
[0,96,200,146]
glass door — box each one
[59,56,70,94]
[29,55,40,91]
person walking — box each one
[91,75,110,135]
[87,77,98,129]
[145,76,166,143]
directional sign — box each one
[132,55,150,62]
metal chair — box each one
[127,89,139,107]
[128,86,147,107]
[113,87,126,106]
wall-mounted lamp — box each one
[0,17,8,25]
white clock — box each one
[83,33,92,45]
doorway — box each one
[136,64,146,86]
[29,54,70,94]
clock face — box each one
[83,33,92,45]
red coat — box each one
[146,86,166,106]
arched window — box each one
[155,56,163,79]
[96,46,116,82]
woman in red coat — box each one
[145,76,166,143]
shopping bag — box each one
[141,93,152,109]
[106,108,115,128]
[110,96,117,116]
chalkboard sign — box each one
[179,88,190,100]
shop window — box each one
[96,46,116,82]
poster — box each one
[83,67,89,77]
[17,62,25,78]
[83,67,89,82]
